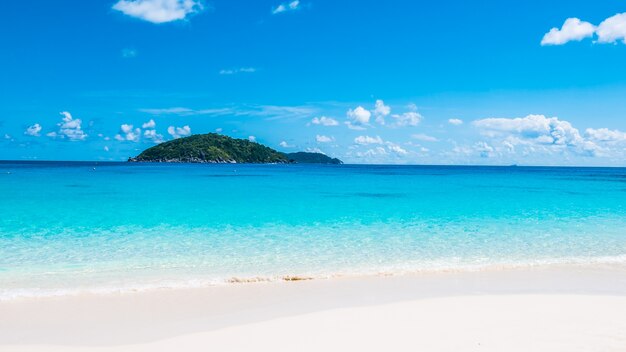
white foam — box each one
[2,255,626,301]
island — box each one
[284,152,343,165]
[128,133,343,164]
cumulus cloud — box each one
[541,13,626,45]
[112,0,204,24]
[386,142,408,155]
[448,118,463,125]
[411,133,438,142]
[24,124,42,137]
[357,147,388,158]
[391,111,422,127]
[140,119,164,143]
[354,135,383,145]
[167,125,192,139]
[585,128,626,142]
[111,120,163,144]
[248,135,256,142]
[541,18,595,46]
[272,0,300,15]
[279,141,294,148]
[373,99,391,125]
[475,115,579,144]
[474,114,599,156]
[219,67,257,75]
[115,124,141,142]
[346,106,371,129]
[142,119,156,129]
[474,141,495,158]
[596,13,626,44]
[53,112,87,141]
[310,116,339,126]
[316,135,333,143]
[143,129,164,143]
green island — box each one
[128,133,343,164]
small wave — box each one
[1,255,625,302]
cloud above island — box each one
[168,125,192,139]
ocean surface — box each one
[1,161,626,299]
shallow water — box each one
[1,162,626,299]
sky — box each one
[1,0,626,165]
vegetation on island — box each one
[285,152,343,164]
[129,133,343,164]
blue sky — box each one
[1,0,626,165]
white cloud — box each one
[373,99,391,125]
[474,142,495,158]
[143,129,164,143]
[142,119,156,129]
[596,13,626,44]
[386,143,408,155]
[168,125,192,139]
[310,116,339,126]
[474,114,600,156]
[541,13,626,46]
[474,115,581,145]
[411,133,438,142]
[305,147,325,154]
[139,119,164,144]
[56,112,87,141]
[391,111,422,127]
[316,135,333,143]
[448,118,463,125]
[541,18,596,46]
[279,141,294,148]
[115,124,141,142]
[248,135,256,142]
[585,128,626,142]
[24,124,42,137]
[356,147,387,158]
[345,122,367,130]
[354,135,383,145]
[272,0,300,15]
[4,134,12,140]
[347,106,371,127]
[112,0,204,24]
[219,67,257,75]
[104,146,110,152]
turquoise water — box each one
[1,162,626,299]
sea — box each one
[1,161,626,299]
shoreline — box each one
[3,259,626,302]
[2,264,626,351]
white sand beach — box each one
[2,265,626,352]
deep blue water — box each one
[1,162,626,298]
